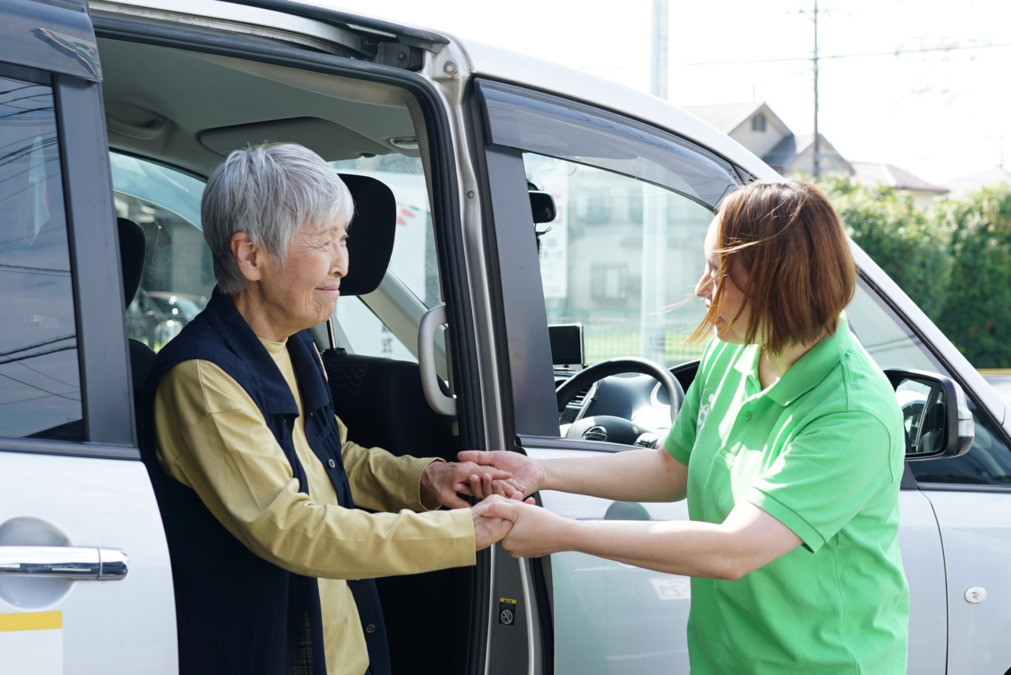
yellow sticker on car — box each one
[0,612,62,674]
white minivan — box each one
[1,1,1008,673]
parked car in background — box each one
[1,1,1008,673]
[128,291,207,348]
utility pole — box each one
[650,0,669,100]
[812,0,821,178]
[641,0,669,364]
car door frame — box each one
[0,1,177,672]
[89,4,537,671]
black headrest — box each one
[339,174,396,297]
[117,217,146,307]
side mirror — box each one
[884,369,973,460]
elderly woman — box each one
[139,143,511,675]
[471,180,909,673]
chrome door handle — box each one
[0,546,128,580]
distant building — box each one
[944,166,1011,199]
[682,101,947,204]
[768,133,853,178]
[849,161,948,208]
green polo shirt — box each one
[665,318,908,673]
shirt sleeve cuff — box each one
[746,487,825,553]
[417,457,446,511]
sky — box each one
[325,0,1011,186]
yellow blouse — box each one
[153,337,475,675]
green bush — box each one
[810,175,1011,367]
[816,175,951,319]
[933,184,1011,367]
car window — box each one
[848,278,1011,486]
[0,71,81,439]
[525,153,713,368]
[331,154,440,362]
[479,80,743,442]
[480,81,743,372]
[111,153,214,351]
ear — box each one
[231,232,264,282]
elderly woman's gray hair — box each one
[201,143,355,294]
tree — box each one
[816,175,951,319]
[933,184,1011,367]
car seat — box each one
[117,216,157,404]
[322,174,460,460]
[321,174,467,675]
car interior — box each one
[96,25,477,673]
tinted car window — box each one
[0,71,80,439]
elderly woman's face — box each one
[252,219,349,340]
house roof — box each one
[850,162,949,194]
[682,101,953,194]
[681,101,790,137]
[944,166,1011,198]
[763,133,853,175]
[763,134,797,169]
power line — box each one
[683,40,1011,67]
[0,334,75,361]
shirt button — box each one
[328,459,336,468]
[365,624,376,634]
[743,411,753,421]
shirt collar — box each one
[729,315,853,406]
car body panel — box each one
[0,451,177,674]
[6,0,101,82]
[530,447,692,673]
[0,2,177,671]
[923,490,1011,672]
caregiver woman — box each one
[472,180,909,673]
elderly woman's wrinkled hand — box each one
[454,450,544,500]
[421,460,515,509]
[477,495,567,559]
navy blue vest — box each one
[138,288,390,675]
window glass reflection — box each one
[0,74,80,439]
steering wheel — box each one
[555,357,685,447]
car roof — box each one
[91,0,776,181]
[454,39,775,179]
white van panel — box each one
[0,452,177,674]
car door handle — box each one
[0,546,128,580]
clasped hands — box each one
[423,450,565,557]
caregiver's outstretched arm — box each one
[457,446,688,504]
[478,496,802,581]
